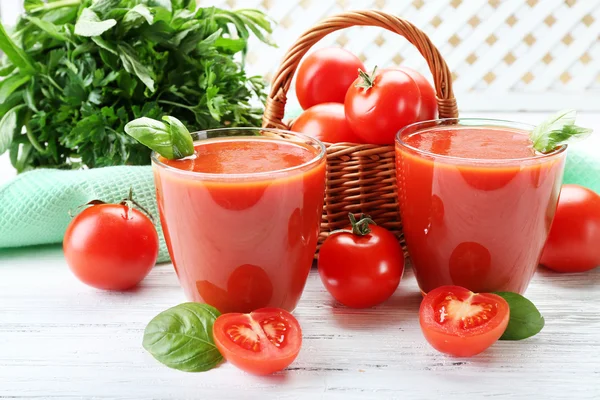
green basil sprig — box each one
[530,109,592,153]
[143,303,223,372]
[125,116,194,160]
[494,292,545,340]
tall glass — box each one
[152,128,326,312]
[396,119,566,294]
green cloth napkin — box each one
[0,165,170,263]
[563,145,600,194]
[0,147,598,263]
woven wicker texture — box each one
[262,10,458,251]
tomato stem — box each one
[329,213,376,237]
[121,188,155,223]
[354,66,378,91]
[67,189,155,223]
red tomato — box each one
[399,67,438,121]
[318,215,404,308]
[63,202,158,290]
[540,184,600,272]
[295,47,365,110]
[213,308,302,375]
[291,103,362,143]
[419,286,510,357]
[345,68,422,145]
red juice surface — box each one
[397,125,566,294]
[153,138,326,313]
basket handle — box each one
[263,10,458,129]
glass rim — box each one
[150,127,327,180]
[395,118,567,164]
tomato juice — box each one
[396,120,566,294]
[153,129,326,313]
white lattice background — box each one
[198,0,600,112]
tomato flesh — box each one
[213,308,302,375]
[419,286,510,357]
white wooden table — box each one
[0,245,599,400]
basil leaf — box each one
[124,115,194,160]
[494,292,545,340]
[531,109,593,153]
[74,8,117,37]
[143,303,223,372]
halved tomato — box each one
[419,286,509,357]
[212,308,302,375]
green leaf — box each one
[40,6,79,25]
[147,0,172,12]
[0,23,36,75]
[122,4,154,32]
[0,74,30,104]
[0,105,23,155]
[24,16,71,42]
[530,109,593,153]
[74,8,117,37]
[214,37,246,53]
[142,303,223,372]
[24,0,44,12]
[91,36,118,54]
[23,79,38,112]
[494,292,545,341]
[117,43,156,92]
[89,0,122,16]
[125,115,194,160]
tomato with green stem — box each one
[419,285,510,357]
[318,214,404,308]
[63,191,158,290]
[212,308,302,375]
[345,67,422,145]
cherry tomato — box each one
[399,67,438,121]
[295,47,365,110]
[419,286,510,357]
[213,308,302,375]
[318,214,404,308]
[291,103,362,144]
[63,201,158,290]
[540,184,600,272]
[345,67,422,145]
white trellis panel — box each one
[198,0,600,112]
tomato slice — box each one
[213,308,302,375]
[419,286,509,357]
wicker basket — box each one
[262,10,458,253]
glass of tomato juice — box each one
[396,119,567,294]
[152,128,326,313]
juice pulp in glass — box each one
[153,136,326,313]
[396,123,566,294]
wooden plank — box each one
[0,244,598,399]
